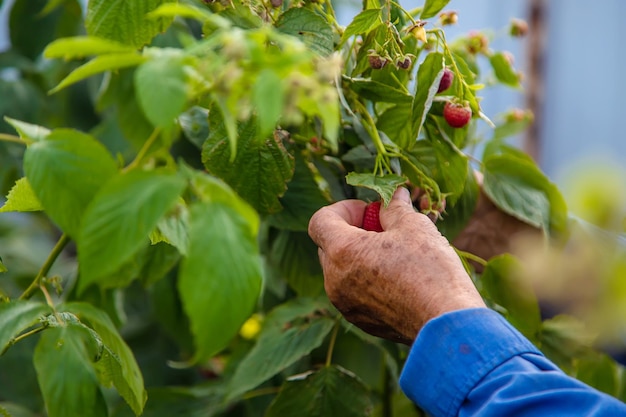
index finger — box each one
[308,199,367,250]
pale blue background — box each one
[1,0,625,185]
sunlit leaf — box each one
[345,172,407,206]
[78,170,186,292]
[44,36,136,59]
[276,8,334,56]
[24,129,119,238]
[0,178,43,213]
[411,52,445,148]
[420,0,451,19]
[178,200,262,361]
[339,9,382,45]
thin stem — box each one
[455,248,488,267]
[122,128,161,173]
[19,234,70,301]
[1,325,47,355]
[325,319,341,367]
[0,133,28,145]
[241,386,281,400]
[40,284,56,309]
[391,1,417,25]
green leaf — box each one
[154,203,189,256]
[23,129,119,238]
[0,259,6,273]
[185,167,260,235]
[178,201,262,361]
[346,78,412,104]
[0,301,52,354]
[411,52,445,148]
[576,353,619,397]
[0,178,43,213]
[78,170,186,292]
[86,0,174,48]
[483,154,567,234]
[267,151,330,231]
[135,56,189,129]
[62,303,146,416]
[34,326,108,417]
[539,315,595,373]
[439,167,479,241]
[276,8,334,56]
[140,242,181,287]
[490,52,520,88]
[339,9,382,45]
[481,255,542,341]
[44,36,136,59]
[268,230,324,296]
[420,0,451,19]
[345,172,406,206]
[147,3,229,28]
[110,386,226,417]
[4,117,50,142]
[227,298,335,400]
[423,120,468,204]
[253,69,284,138]
[377,104,413,149]
[265,365,373,417]
[202,114,295,215]
[50,53,148,94]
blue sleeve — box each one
[399,308,626,417]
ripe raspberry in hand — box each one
[362,201,384,232]
[443,102,472,128]
[437,68,454,93]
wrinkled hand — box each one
[308,188,486,345]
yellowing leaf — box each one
[0,178,43,213]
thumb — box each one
[380,187,427,231]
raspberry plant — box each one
[0,0,624,416]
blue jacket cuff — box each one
[399,308,541,417]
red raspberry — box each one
[362,201,383,232]
[443,102,472,128]
[437,68,454,93]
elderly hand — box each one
[308,188,486,344]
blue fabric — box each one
[399,308,626,417]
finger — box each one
[380,187,432,231]
[308,200,367,250]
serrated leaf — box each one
[86,0,174,48]
[0,178,43,213]
[345,173,406,206]
[34,326,108,417]
[62,303,146,416]
[135,57,189,129]
[377,104,413,149]
[267,152,329,231]
[227,298,335,400]
[253,69,284,138]
[178,201,262,361]
[481,255,541,341]
[50,53,147,94]
[420,0,451,19]
[490,52,520,87]
[411,52,445,148]
[346,78,412,104]
[185,168,259,235]
[4,117,50,142]
[202,114,295,215]
[268,230,324,296]
[78,170,186,293]
[44,36,136,59]
[339,9,382,45]
[265,365,373,417]
[483,154,567,234]
[23,129,119,238]
[276,8,334,56]
[0,302,52,354]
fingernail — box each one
[393,187,411,205]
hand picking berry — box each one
[362,201,384,232]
